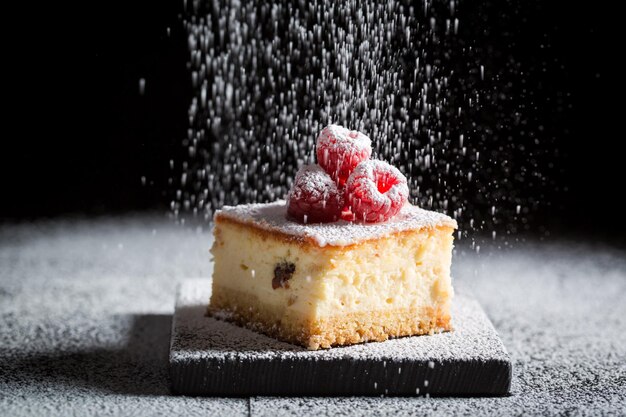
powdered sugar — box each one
[215,200,457,247]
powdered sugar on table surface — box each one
[1,215,625,416]
[216,201,457,247]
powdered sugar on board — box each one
[215,200,457,247]
[170,279,510,363]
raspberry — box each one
[345,160,409,222]
[340,207,356,222]
[316,124,372,187]
[287,164,345,223]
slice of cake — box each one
[209,123,457,349]
[209,201,456,350]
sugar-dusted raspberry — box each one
[316,124,372,187]
[345,160,409,223]
[287,164,345,223]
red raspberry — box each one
[287,165,344,223]
[340,207,356,222]
[316,124,372,187]
[345,160,409,222]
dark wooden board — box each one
[169,280,511,396]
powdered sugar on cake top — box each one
[215,200,457,247]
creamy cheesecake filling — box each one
[314,228,453,317]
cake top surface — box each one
[215,200,457,247]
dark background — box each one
[2,1,621,239]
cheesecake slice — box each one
[209,201,457,350]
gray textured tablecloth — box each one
[1,216,625,416]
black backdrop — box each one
[2,1,622,239]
